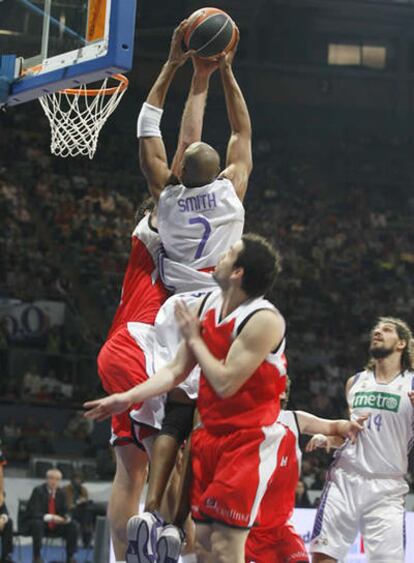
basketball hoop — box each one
[39,73,128,159]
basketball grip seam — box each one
[188,15,232,56]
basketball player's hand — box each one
[306,434,329,453]
[338,415,367,444]
[175,300,201,343]
[192,55,219,77]
[83,392,132,422]
[168,20,193,68]
[408,391,414,406]
[218,26,239,69]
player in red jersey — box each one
[96,23,218,560]
[245,381,366,563]
[86,233,288,562]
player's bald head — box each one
[181,142,220,187]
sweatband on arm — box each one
[137,102,163,138]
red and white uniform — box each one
[130,177,246,427]
[157,177,244,293]
[190,290,287,528]
[246,410,309,563]
[97,214,168,446]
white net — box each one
[39,75,128,159]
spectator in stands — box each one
[295,479,313,508]
[64,472,93,548]
[22,365,42,399]
[21,468,78,563]
[2,418,21,445]
[0,441,14,562]
[64,412,93,441]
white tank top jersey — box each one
[335,369,414,478]
[157,177,245,276]
[159,253,218,294]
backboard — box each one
[0,0,137,106]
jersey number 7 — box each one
[189,217,212,259]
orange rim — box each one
[61,73,129,96]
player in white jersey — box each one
[310,317,414,563]
[137,26,250,295]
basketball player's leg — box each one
[145,434,180,513]
[210,522,249,563]
[98,329,154,560]
[195,523,213,562]
[144,394,195,515]
[168,435,196,556]
[109,443,148,560]
[359,478,407,563]
[310,469,360,562]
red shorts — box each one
[245,522,309,563]
[97,326,150,446]
[190,422,286,529]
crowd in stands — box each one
[1,100,414,493]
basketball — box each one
[184,7,237,59]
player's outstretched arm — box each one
[170,57,218,178]
[219,29,252,202]
[138,21,191,201]
[83,342,196,422]
[296,411,367,444]
[175,300,284,398]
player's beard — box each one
[369,344,394,359]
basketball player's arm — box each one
[219,32,253,202]
[305,376,358,452]
[177,301,285,398]
[296,411,367,444]
[138,21,191,200]
[170,58,218,177]
[83,343,196,422]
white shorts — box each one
[310,466,408,562]
[130,291,204,431]
[154,290,205,399]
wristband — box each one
[137,102,163,138]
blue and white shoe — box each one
[126,511,165,563]
[156,524,184,563]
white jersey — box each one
[159,255,218,294]
[335,369,414,478]
[157,177,244,291]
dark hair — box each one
[367,316,414,371]
[234,233,281,297]
[134,197,155,224]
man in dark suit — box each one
[22,468,78,563]
[0,442,14,563]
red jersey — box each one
[107,214,168,338]
[197,290,287,435]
